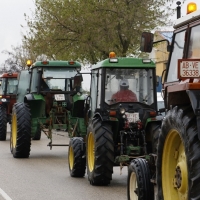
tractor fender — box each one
[186,90,200,115]
[93,112,104,122]
[144,115,163,128]
[186,90,200,140]
[24,94,34,102]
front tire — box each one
[0,105,7,140]
[68,137,86,177]
[11,103,31,158]
[86,118,114,185]
[127,158,154,200]
[157,106,200,200]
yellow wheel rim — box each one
[162,129,188,200]
[129,172,138,200]
[87,132,95,172]
[11,113,17,148]
[69,146,74,170]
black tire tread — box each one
[0,105,7,140]
[12,102,31,158]
[87,118,114,185]
[157,106,200,200]
[68,137,86,177]
[127,158,154,200]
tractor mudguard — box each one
[144,115,163,128]
[25,94,35,101]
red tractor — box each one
[0,72,18,140]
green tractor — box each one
[68,52,163,195]
[11,60,87,158]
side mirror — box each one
[73,74,83,89]
[140,32,154,53]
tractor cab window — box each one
[31,68,40,93]
[0,78,18,94]
[7,78,18,94]
[42,68,78,91]
[188,25,200,58]
[105,68,155,105]
[167,30,185,82]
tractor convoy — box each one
[1,1,200,200]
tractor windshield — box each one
[42,67,78,91]
[105,68,155,105]
[0,78,18,95]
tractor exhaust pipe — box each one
[176,1,181,19]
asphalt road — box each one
[0,128,127,200]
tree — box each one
[23,0,181,64]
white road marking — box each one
[0,188,12,200]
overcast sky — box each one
[0,0,35,67]
[0,0,199,69]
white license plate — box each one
[55,94,65,101]
[178,59,200,78]
[125,112,139,123]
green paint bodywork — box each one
[92,57,155,70]
[15,60,87,145]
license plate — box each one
[125,112,139,123]
[178,59,200,78]
[54,94,65,101]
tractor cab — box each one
[88,52,160,126]
[0,72,18,95]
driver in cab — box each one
[111,79,138,103]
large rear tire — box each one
[11,103,31,158]
[157,106,200,200]
[0,105,7,140]
[86,118,114,185]
[127,158,154,200]
[150,123,161,154]
[68,137,86,177]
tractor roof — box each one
[32,60,82,68]
[92,57,155,70]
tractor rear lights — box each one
[149,111,157,117]
[109,110,116,116]
[187,2,197,14]
[137,121,143,130]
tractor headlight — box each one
[120,107,126,114]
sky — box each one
[0,0,199,89]
[0,0,35,67]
